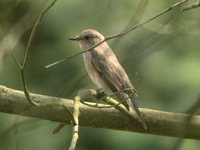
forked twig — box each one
[9,0,58,106]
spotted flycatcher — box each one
[69,29,146,129]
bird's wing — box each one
[90,48,146,129]
[90,49,125,91]
[90,48,137,110]
[90,49,148,128]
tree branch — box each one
[0,85,200,140]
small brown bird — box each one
[69,29,146,129]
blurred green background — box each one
[0,0,200,150]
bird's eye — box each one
[84,35,90,40]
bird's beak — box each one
[68,36,81,41]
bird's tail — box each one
[126,94,147,130]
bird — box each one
[69,29,146,129]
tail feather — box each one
[116,91,147,130]
[125,94,147,130]
[130,96,147,130]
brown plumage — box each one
[69,29,146,129]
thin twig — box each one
[106,0,188,40]
[80,88,134,108]
[99,92,135,109]
[69,96,80,150]
[182,0,200,11]
[9,51,22,70]
[45,39,106,68]
[99,88,135,100]
[52,123,66,134]
[19,0,58,106]
[81,94,132,109]
[62,104,76,125]
[52,104,74,134]
[80,100,101,107]
[22,0,58,70]
[112,0,149,49]
[45,0,188,68]
[52,96,77,134]
[0,29,22,69]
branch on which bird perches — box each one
[78,89,147,130]
[1,85,200,140]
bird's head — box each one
[69,29,105,49]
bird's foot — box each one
[96,88,107,100]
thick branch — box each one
[0,85,200,140]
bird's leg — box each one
[96,88,107,100]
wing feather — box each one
[90,49,124,91]
[90,48,137,109]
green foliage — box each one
[0,0,200,150]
